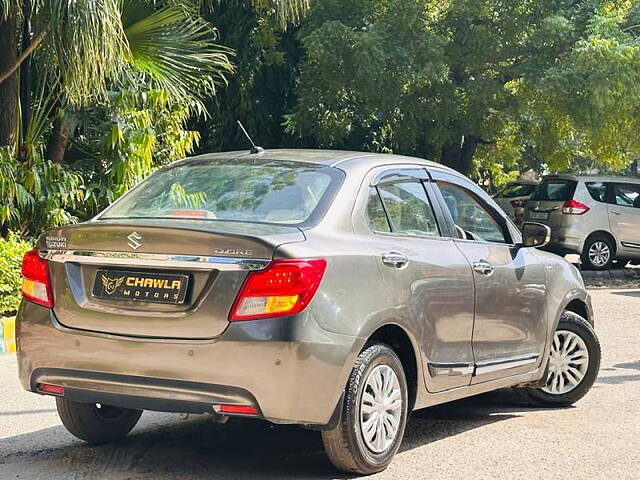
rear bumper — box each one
[31,368,259,415]
[544,227,585,255]
[16,300,362,426]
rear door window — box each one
[366,188,391,232]
[530,179,577,201]
[374,181,440,237]
[612,183,640,208]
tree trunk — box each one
[20,0,33,137]
[46,115,71,163]
[440,135,479,175]
[0,12,18,147]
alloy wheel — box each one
[359,364,402,453]
[588,241,611,267]
[542,330,590,395]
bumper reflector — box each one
[218,404,258,415]
[37,383,64,396]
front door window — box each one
[437,182,507,243]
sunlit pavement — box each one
[1,289,638,479]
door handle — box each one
[472,260,494,276]
[611,210,621,215]
[382,252,409,269]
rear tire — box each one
[56,398,142,445]
[581,234,614,270]
[514,311,600,408]
[322,344,408,475]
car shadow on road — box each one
[595,360,640,385]
[0,389,550,480]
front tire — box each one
[322,344,408,474]
[515,311,601,407]
[56,398,142,445]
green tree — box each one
[195,0,305,152]
[286,0,640,177]
[0,1,233,237]
[0,0,310,236]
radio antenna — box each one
[237,120,264,154]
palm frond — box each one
[24,68,60,151]
[0,0,21,20]
[250,0,311,29]
[44,0,128,105]
[123,1,234,113]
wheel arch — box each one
[364,324,420,412]
[583,230,618,257]
[564,298,593,327]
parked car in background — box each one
[525,174,640,270]
[493,180,539,226]
[18,150,601,474]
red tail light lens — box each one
[21,249,54,308]
[218,404,258,415]
[229,258,327,321]
[510,199,526,208]
[37,383,64,396]
[562,199,590,215]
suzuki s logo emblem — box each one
[101,275,124,295]
[127,231,143,250]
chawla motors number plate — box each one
[92,269,189,304]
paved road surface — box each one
[1,289,639,479]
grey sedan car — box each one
[17,150,601,474]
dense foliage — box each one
[0,233,31,315]
[0,0,307,237]
[286,0,640,186]
[0,0,639,240]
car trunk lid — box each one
[39,219,304,339]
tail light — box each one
[217,404,258,415]
[37,383,64,396]
[229,258,327,321]
[562,199,590,215]
[510,199,526,208]
[21,249,54,308]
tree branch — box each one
[0,27,48,86]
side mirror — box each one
[521,222,551,248]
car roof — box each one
[542,174,640,184]
[172,148,453,172]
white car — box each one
[493,180,539,225]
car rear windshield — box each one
[495,183,537,198]
[530,179,577,201]
[100,160,343,226]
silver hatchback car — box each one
[525,174,640,270]
[18,150,601,474]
